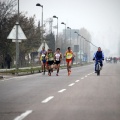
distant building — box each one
[63,29,80,40]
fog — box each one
[18,0,120,56]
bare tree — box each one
[0,0,17,68]
[0,0,17,24]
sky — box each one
[18,0,120,56]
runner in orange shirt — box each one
[64,47,75,76]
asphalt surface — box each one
[0,63,120,120]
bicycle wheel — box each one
[97,70,100,76]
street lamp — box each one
[74,31,79,45]
[74,31,79,64]
[53,15,58,50]
[53,16,58,41]
[79,34,82,65]
[67,27,71,47]
[61,22,66,65]
[36,3,44,47]
[61,22,66,45]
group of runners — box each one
[39,46,75,76]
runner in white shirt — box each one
[54,48,62,76]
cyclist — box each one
[64,47,75,76]
[54,48,62,76]
[93,47,104,73]
[40,46,47,73]
[46,49,54,76]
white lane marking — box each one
[58,89,66,93]
[75,80,79,82]
[41,96,54,103]
[81,77,84,79]
[68,83,75,86]
[88,74,90,75]
[85,76,87,77]
[14,110,32,120]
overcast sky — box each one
[19,0,120,56]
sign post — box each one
[7,22,27,74]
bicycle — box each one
[96,60,102,76]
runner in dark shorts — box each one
[46,49,54,76]
[54,48,62,76]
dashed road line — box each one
[81,77,84,79]
[68,83,75,86]
[75,80,79,82]
[58,89,66,93]
[41,96,54,103]
[85,76,87,77]
[14,110,32,120]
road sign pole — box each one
[16,22,19,73]
[15,0,20,74]
[7,0,27,74]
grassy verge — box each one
[0,62,93,76]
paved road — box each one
[0,63,120,120]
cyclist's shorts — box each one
[66,59,72,63]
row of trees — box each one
[0,0,92,68]
[0,0,55,68]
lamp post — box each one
[53,15,58,50]
[67,27,71,47]
[79,35,83,65]
[74,31,79,64]
[53,16,58,41]
[36,3,44,47]
[61,22,66,66]
[74,31,79,45]
[61,22,66,45]
[83,38,85,62]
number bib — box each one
[55,54,60,61]
[66,53,72,59]
[41,54,45,60]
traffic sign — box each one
[7,23,27,40]
[12,40,22,42]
